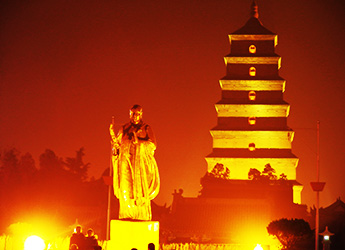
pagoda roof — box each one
[211,125,293,131]
[221,75,285,81]
[225,53,280,57]
[231,1,275,35]
[232,17,274,35]
[216,99,289,105]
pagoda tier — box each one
[219,79,285,91]
[205,0,301,203]
[215,103,290,117]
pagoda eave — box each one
[224,56,281,68]
[210,130,295,149]
[219,79,286,92]
[229,34,278,46]
[216,99,289,105]
[215,104,290,117]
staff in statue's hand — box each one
[109,116,121,156]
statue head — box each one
[129,104,143,124]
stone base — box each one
[108,220,159,250]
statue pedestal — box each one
[108,220,159,250]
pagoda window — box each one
[249,45,256,54]
[249,67,256,76]
[249,143,256,151]
[248,117,256,125]
[248,91,256,101]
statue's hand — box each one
[112,147,119,156]
[132,130,140,144]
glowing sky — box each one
[1,0,345,207]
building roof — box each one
[321,197,345,214]
[231,1,275,35]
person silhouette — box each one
[148,243,155,250]
[85,228,98,250]
[70,226,85,250]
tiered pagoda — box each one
[202,1,303,203]
[165,2,307,245]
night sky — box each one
[1,0,345,208]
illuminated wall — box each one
[205,14,302,204]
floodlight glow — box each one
[24,235,45,250]
[324,235,329,241]
[254,244,263,250]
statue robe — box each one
[110,122,160,221]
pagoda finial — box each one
[251,0,259,19]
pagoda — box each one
[165,2,307,245]
[202,1,303,203]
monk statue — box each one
[109,104,160,221]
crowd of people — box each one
[70,226,101,250]
[70,225,156,250]
[131,242,156,250]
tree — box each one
[0,148,20,185]
[262,163,277,180]
[209,163,230,179]
[18,152,37,184]
[248,164,288,182]
[39,149,64,174]
[267,218,313,250]
[0,148,37,186]
[37,149,67,195]
[64,147,90,181]
[279,173,287,181]
[248,168,261,180]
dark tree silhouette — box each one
[248,164,287,182]
[209,163,230,179]
[267,218,313,250]
[279,173,288,181]
[0,148,20,185]
[262,163,277,180]
[39,149,65,175]
[0,148,38,188]
[19,152,37,183]
[0,147,108,236]
[64,147,90,181]
[248,168,261,180]
[0,148,39,232]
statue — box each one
[109,104,160,221]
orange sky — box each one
[1,0,345,208]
